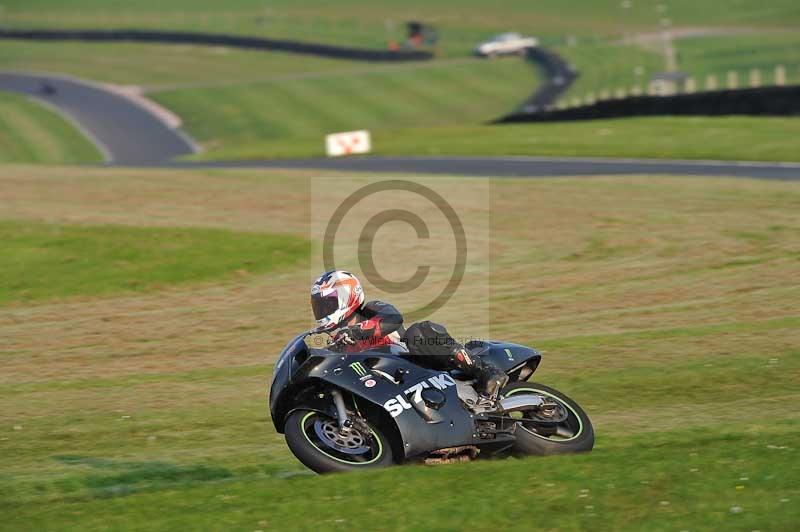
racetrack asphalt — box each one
[0,72,196,164]
[169,156,800,181]
[1,71,798,181]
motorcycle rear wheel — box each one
[284,409,394,474]
[503,382,594,455]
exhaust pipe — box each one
[499,394,544,413]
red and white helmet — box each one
[310,270,364,331]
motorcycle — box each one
[269,330,594,473]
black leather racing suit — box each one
[335,302,506,397]
[336,300,405,352]
[402,320,508,398]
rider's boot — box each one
[479,364,509,401]
[452,347,508,406]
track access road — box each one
[167,156,800,181]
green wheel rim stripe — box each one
[300,411,384,465]
[505,387,584,442]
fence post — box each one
[684,77,696,93]
[705,74,717,91]
[727,71,738,89]
[775,65,786,86]
[749,69,761,88]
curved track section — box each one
[1,73,796,180]
[517,47,578,112]
[0,72,196,164]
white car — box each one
[474,33,538,57]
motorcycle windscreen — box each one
[311,292,340,321]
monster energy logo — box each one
[349,362,368,377]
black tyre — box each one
[503,382,594,455]
[284,409,394,474]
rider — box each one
[310,270,508,399]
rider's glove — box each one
[333,326,359,347]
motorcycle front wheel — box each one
[284,409,394,474]
[503,382,594,455]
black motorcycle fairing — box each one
[269,335,540,460]
[269,331,312,427]
[269,341,478,459]
[328,352,475,458]
[467,340,542,381]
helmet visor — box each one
[311,292,340,321]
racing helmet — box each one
[310,270,364,331]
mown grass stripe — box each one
[0,92,100,164]
[531,315,800,349]
[0,220,308,305]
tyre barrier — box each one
[497,85,800,123]
[0,28,433,62]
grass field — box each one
[191,116,800,162]
[2,1,799,163]
[0,92,101,164]
[152,58,536,152]
[0,221,307,305]
[560,33,800,102]
[1,165,798,530]
[5,0,800,53]
[675,33,800,84]
[141,30,800,161]
[0,41,361,88]
[1,3,798,530]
